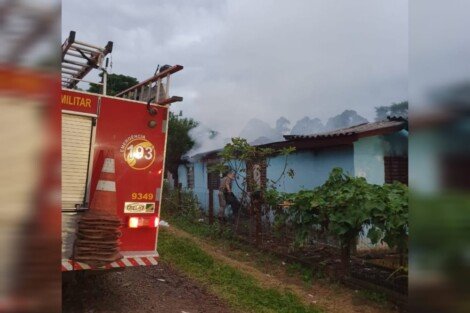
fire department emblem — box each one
[121,135,156,170]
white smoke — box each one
[187,123,228,157]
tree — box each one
[166,112,199,185]
[88,73,139,96]
[375,101,408,121]
[211,138,295,243]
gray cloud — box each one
[63,0,407,140]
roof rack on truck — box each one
[115,64,183,106]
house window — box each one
[384,156,408,185]
[187,165,194,189]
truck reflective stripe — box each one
[122,258,133,266]
[79,262,91,270]
[63,260,73,271]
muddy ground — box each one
[62,262,233,313]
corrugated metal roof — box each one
[184,117,407,159]
[284,118,407,140]
[188,148,221,160]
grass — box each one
[158,229,322,313]
[357,290,388,304]
[168,215,233,239]
[168,215,326,282]
[286,262,315,284]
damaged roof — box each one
[185,117,408,160]
[283,117,407,141]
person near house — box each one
[218,171,240,221]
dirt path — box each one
[62,262,234,313]
[168,226,397,313]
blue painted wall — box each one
[354,136,385,185]
[192,161,208,210]
[409,129,440,193]
[179,159,244,215]
[267,146,354,193]
[178,132,407,218]
[177,165,188,189]
[354,130,408,185]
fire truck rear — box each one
[61,31,182,271]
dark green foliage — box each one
[286,262,315,284]
[357,290,388,304]
[166,112,199,181]
[210,137,295,193]
[88,73,139,96]
[270,168,409,271]
[368,182,409,264]
[375,101,408,121]
[161,182,200,220]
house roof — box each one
[188,148,222,160]
[185,117,407,160]
[283,117,407,141]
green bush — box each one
[161,181,201,220]
[270,168,408,273]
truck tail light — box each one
[127,216,159,228]
[128,217,140,228]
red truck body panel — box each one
[61,89,168,254]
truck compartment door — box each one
[62,113,93,210]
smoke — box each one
[188,123,229,156]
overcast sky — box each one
[62,0,408,138]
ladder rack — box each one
[115,65,184,105]
[61,31,113,90]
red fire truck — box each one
[61,31,182,271]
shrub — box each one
[274,168,408,274]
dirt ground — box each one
[62,226,399,313]
[168,227,398,313]
[62,262,233,313]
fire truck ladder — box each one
[61,31,113,92]
[115,64,184,106]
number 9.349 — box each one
[131,192,154,200]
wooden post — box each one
[177,184,182,213]
[255,204,262,246]
[340,237,354,276]
[208,190,214,225]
